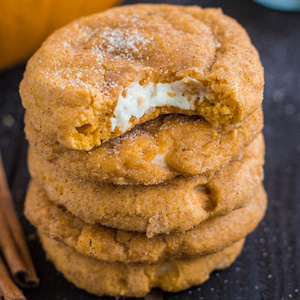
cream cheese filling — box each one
[110,78,209,131]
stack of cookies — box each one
[20,4,266,298]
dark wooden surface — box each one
[0,0,299,299]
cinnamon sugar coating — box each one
[28,135,264,237]
[25,182,267,263]
[25,108,263,185]
[20,4,264,150]
[40,234,244,298]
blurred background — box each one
[0,0,299,299]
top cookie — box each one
[20,4,264,150]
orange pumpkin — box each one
[0,0,120,69]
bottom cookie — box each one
[40,234,244,298]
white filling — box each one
[110,78,208,131]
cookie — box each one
[40,233,244,297]
[28,134,264,237]
[20,4,264,150]
[25,182,267,263]
[25,108,263,185]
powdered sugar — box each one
[91,26,153,59]
[53,25,154,91]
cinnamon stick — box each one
[0,255,26,300]
[0,154,38,288]
[145,289,164,300]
